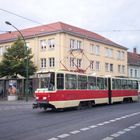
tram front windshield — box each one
[39,72,55,91]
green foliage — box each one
[0,37,37,78]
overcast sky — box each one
[0,0,140,53]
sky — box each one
[0,0,140,53]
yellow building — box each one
[0,22,128,77]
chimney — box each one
[133,47,137,54]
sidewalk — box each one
[0,98,34,105]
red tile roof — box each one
[0,21,127,49]
[128,52,140,66]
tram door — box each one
[108,78,112,104]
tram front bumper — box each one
[32,101,48,109]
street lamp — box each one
[5,21,29,102]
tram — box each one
[33,71,139,110]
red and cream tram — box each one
[33,71,139,110]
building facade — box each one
[0,22,128,78]
[128,48,140,79]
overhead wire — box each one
[0,8,63,32]
[1,8,140,33]
[0,8,139,72]
[0,8,43,25]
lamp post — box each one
[5,21,29,102]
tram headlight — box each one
[36,96,39,100]
[43,97,47,100]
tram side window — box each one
[116,79,122,89]
[78,75,87,89]
[132,80,138,89]
[105,78,108,89]
[127,80,132,89]
[112,79,115,89]
[122,79,127,89]
[49,72,55,90]
[65,74,77,89]
[57,73,64,89]
[97,77,105,89]
[88,76,96,89]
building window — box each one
[105,48,113,58]
[110,64,113,72]
[105,63,113,72]
[90,44,94,54]
[90,44,100,55]
[48,38,55,49]
[77,59,82,68]
[26,42,30,49]
[90,61,94,70]
[121,51,125,60]
[0,45,10,56]
[0,46,3,56]
[70,39,82,50]
[0,45,8,55]
[77,40,81,49]
[117,50,121,59]
[95,45,100,55]
[117,50,125,60]
[70,57,75,67]
[40,40,47,51]
[135,69,138,77]
[70,39,75,49]
[41,58,46,68]
[105,48,109,57]
[5,45,10,50]
[122,65,125,74]
[130,69,133,77]
[118,65,125,74]
[118,65,121,73]
[49,57,55,67]
[105,63,109,72]
[96,61,100,71]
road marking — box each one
[70,130,80,134]
[48,112,140,140]
[129,126,136,129]
[117,131,125,134]
[48,138,58,140]
[97,123,105,126]
[103,121,110,124]
[120,116,127,119]
[124,128,131,131]
[89,125,97,128]
[109,119,116,122]
[57,134,70,138]
[111,133,121,137]
[80,127,90,131]
[102,137,114,140]
[114,118,121,121]
[135,123,140,126]
[102,121,140,140]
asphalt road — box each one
[0,100,140,140]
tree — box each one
[0,37,37,78]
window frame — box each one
[65,74,77,89]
